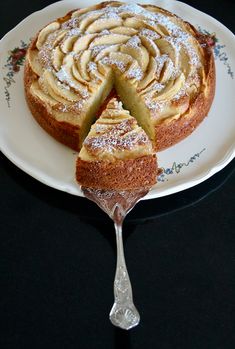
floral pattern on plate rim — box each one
[2,40,28,108]
[197,26,234,79]
[157,148,206,182]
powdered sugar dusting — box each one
[67,28,81,37]
[126,66,143,80]
[61,17,80,30]
[145,98,166,112]
[140,28,160,40]
[87,61,97,73]
[91,44,118,57]
[85,127,150,154]
[126,35,141,48]
[56,66,89,98]
[57,98,85,113]
[101,56,126,72]
[91,45,108,57]
[99,29,110,36]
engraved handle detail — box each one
[109,221,140,330]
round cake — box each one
[24,1,215,155]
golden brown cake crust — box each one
[76,155,157,190]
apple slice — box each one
[78,12,102,31]
[73,34,97,52]
[123,17,143,30]
[74,50,92,81]
[138,57,158,90]
[52,46,65,71]
[90,34,130,47]
[42,70,80,102]
[154,73,185,101]
[30,81,58,106]
[120,36,149,71]
[93,44,119,62]
[36,22,60,49]
[86,17,123,33]
[27,50,44,76]
[139,35,160,57]
[60,35,79,53]
[110,26,138,35]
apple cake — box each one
[24,1,215,189]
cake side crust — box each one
[76,155,157,190]
[24,59,81,151]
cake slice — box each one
[76,98,157,190]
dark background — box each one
[1,1,235,348]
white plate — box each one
[0,0,235,200]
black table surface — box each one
[1,1,235,348]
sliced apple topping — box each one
[71,64,89,85]
[110,26,138,35]
[89,33,130,47]
[78,12,103,31]
[60,35,79,53]
[138,57,158,90]
[93,44,119,62]
[74,50,92,81]
[159,58,175,84]
[97,60,112,75]
[179,46,192,78]
[120,36,149,72]
[123,17,143,30]
[46,30,67,49]
[38,74,71,104]
[52,46,65,71]
[139,80,165,98]
[104,52,133,73]
[27,50,44,76]
[56,58,89,98]
[154,73,185,101]
[156,37,179,68]
[30,81,58,107]
[73,33,97,52]
[124,60,143,84]
[86,17,123,33]
[42,70,81,102]
[139,35,160,57]
[139,28,160,41]
[36,22,60,49]
[155,24,170,36]
[87,61,104,82]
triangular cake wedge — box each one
[76,98,157,190]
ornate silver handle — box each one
[109,221,140,330]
